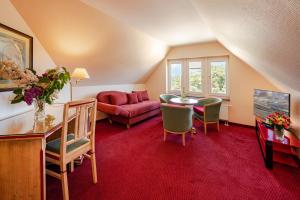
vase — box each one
[33,99,45,122]
[274,127,284,141]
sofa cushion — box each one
[120,100,160,118]
[97,91,126,104]
[127,93,138,104]
[140,90,149,100]
[133,90,149,101]
[193,105,204,115]
[110,93,128,105]
[133,91,143,102]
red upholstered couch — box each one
[97,91,160,128]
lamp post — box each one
[70,68,90,101]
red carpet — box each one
[47,116,300,200]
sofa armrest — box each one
[97,102,124,115]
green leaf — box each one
[58,73,64,81]
[13,88,23,95]
[39,77,51,83]
[11,95,24,104]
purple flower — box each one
[24,87,43,105]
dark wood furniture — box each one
[255,118,300,169]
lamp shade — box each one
[71,68,90,80]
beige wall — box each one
[146,41,279,126]
[11,0,168,86]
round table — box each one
[169,97,198,106]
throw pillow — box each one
[110,93,128,105]
[133,91,143,102]
[127,93,138,104]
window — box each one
[167,57,229,98]
[168,60,183,93]
[188,59,203,95]
[208,58,228,96]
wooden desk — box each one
[0,104,70,200]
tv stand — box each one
[255,118,300,169]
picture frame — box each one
[0,23,33,92]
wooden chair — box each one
[160,103,194,146]
[45,98,98,200]
[193,97,222,134]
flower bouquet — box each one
[266,112,291,140]
[5,64,70,121]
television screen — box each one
[254,89,290,119]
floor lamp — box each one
[70,67,90,101]
[70,67,90,165]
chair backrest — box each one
[160,103,193,133]
[201,98,222,122]
[159,94,179,103]
[60,98,97,157]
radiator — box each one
[219,101,231,125]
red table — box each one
[255,118,300,169]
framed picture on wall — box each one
[0,23,33,92]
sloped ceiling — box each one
[11,0,300,92]
[80,0,216,46]
[190,0,300,92]
[11,0,168,85]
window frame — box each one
[207,56,229,98]
[167,59,184,94]
[185,58,205,97]
[167,56,230,99]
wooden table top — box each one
[0,104,71,138]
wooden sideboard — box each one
[0,104,72,200]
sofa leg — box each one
[108,119,112,124]
[126,124,130,129]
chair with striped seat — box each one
[45,98,98,200]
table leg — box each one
[265,141,273,169]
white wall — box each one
[0,0,56,120]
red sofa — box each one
[97,91,160,128]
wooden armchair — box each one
[193,97,222,134]
[45,99,98,200]
[161,103,194,146]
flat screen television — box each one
[254,89,290,119]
